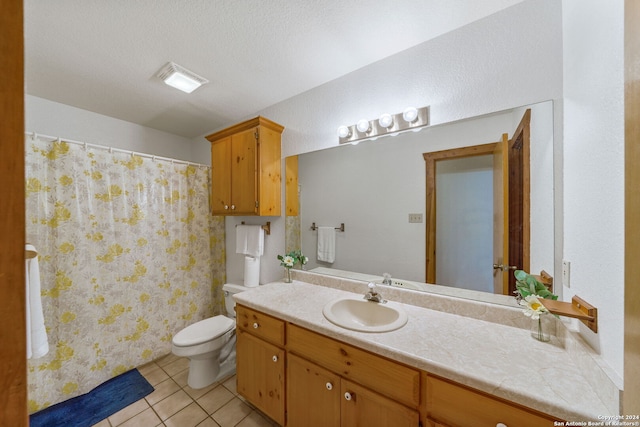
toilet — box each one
[171,283,248,389]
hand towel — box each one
[25,244,49,359]
[317,226,336,263]
[235,224,264,257]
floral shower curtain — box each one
[25,136,225,412]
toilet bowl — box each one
[171,283,248,389]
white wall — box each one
[26,95,198,162]
[562,0,624,383]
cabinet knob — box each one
[253,322,259,329]
[272,355,278,362]
[231,204,236,210]
[496,424,508,427]
[224,205,229,210]
[325,382,333,391]
[344,392,354,401]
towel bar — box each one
[310,222,345,232]
[238,221,270,235]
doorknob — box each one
[493,264,517,271]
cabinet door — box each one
[236,329,285,425]
[230,128,257,214]
[210,137,231,214]
[426,376,558,427]
[341,379,419,427]
[287,354,340,427]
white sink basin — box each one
[322,298,408,332]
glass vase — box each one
[283,268,292,283]
[531,314,551,342]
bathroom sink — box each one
[322,298,408,332]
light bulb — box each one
[351,140,360,146]
[337,125,351,139]
[378,113,393,128]
[402,107,419,123]
[356,119,371,133]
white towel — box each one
[235,224,264,257]
[25,244,49,359]
[317,226,336,263]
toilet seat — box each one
[173,315,234,347]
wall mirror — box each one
[290,101,554,305]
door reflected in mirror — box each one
[288,101,554,305]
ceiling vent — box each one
[156,62,208,94]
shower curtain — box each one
[25,135,225,412]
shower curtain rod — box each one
[25,131,210,169]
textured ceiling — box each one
[24,0,524,138]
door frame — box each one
[423,108,531,293]
[423,143,498,284]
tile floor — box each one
[91,353,278,427]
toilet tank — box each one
[222,283,249,318]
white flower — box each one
[519,295,548,320]
[283,255,295,268]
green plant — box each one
[277,250,308,269]
[514,270,558,301]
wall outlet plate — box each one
[408,213,423,223]
[562,260,571,287]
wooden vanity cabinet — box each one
[425,375,559,427]
[206,116,283,216]
[234,305,560,427]
[286,324,420,427]
[235,305,286,425]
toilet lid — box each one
[173,315,235,346]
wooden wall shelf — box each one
[540,295,598,333]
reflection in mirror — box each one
[289,101,554,304]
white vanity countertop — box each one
[233,280,614,422]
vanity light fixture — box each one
[337,106,429,145]
[157,62,209,94]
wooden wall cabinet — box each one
[206,116,284,216]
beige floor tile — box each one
[164,402,209,427]
[236,410,278,427]
[184,378,223,400]
[197,417,221,427]
[172,367,190,388]
[146,378,181,406]
[222,375,237,395]
[196,385,235,415]
[153,389,193,421]
[119,407,162,427]
[211,397,252,427]
[155,352,181,367]
[108,398,149,426]
[137,361,160,376]
[142,364,170,386]
[91,418,110,427]
[162,357,189,377]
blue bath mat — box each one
[30,368,154,427]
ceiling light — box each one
[337,125,351,139]
[402,107,419,123]
[356,119,371,133]
[157,62,208,94]
[378,113,394,129]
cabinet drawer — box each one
[287,324,420,408]
[236,305,285,346]
[426,375,559,427]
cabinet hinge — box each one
[255,201,259,208]
[254,128,259,140]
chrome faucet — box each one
[364,283,386,304]
[381,272,392,286]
